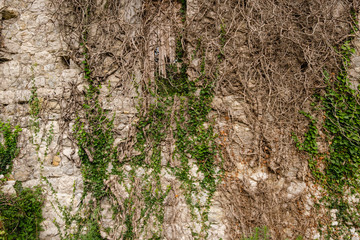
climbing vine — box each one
[50,0,223,238]
[29,66,40,134]
[0,119,43,240]
[70,7,114,239]
[0,121,21,175]
[129,3,221,237]
[294,15,360,238]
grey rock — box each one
[1,180,16,195]
[61,163,74,175]
[14,168,31,181]
[42,166,63,178]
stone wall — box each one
[0,1,359,240]
[0,0,84,238]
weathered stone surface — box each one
[13,168,31,181]
[22,179,40,188]
[42,166,63,178]
[1,180,16,195]
[40,220,60,240]
[61,163,74,175]
[0,0,359,239]
[57,176,79,194]
[287,181,307,199]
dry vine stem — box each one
[50,0,359,239]
[214,0,359,239]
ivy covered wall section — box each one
[0,121,44,239]
[294,17,360,238]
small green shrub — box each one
[0,121,21,175]
[0,183,44,240]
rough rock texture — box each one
[0,0,359,240]
[0,0,84,238]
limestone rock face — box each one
[0,0,84,238]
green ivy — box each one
[294,26,360,238]
[131,15,221,237]
[177,0,186,21]
[69,6,112,238]
[29,82,40,119]
[78,205,103,240]
[0,121,21,175]
[0,183,44,240]
[29,67,40,133]
[73,11,115,201]
[240,226,303,240]
[66,1,222,238]
[321,43,360,190]
[319,39,360,238]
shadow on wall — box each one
[0,7,18,63]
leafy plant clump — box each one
[0,183,44,240]
[29,66,41,134]
[0,121,21,175]
[319,39,360,238]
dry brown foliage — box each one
[214,0,359,239]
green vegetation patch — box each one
[129,29,221,238]
[62,0,221,238]
[0,183,44,240]
[241,226,303,240]
[241,226,270,240]
[0,121,21,175]
[73,22,115,201]
[294,21,360,238]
